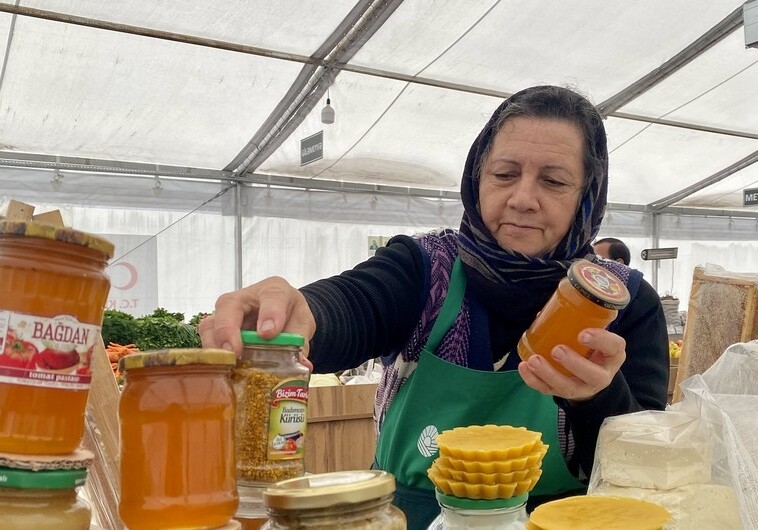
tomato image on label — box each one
[0,331,39,369]
[35,347,80,371]
[283,438,297,453]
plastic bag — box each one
[339,358,383,385]
[672,341,758,527]
[588,341,758,529]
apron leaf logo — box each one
[417,425,439,457]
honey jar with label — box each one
[517,259,630,375]
[0,220,113,454]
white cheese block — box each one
[597,411,712,489]
[593,483,743,530]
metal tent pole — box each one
[234,182,243,290]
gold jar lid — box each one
[120,348,236,371]
[0,220,115,258]
[262,470,396,510]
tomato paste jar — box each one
[0,220,113,454]
[118,348,239,530]
[234,331,309,486]
[517,259,630,375]
[0,466,91,530]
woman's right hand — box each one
[198,276,316,368]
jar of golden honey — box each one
[118,348,239,530]
[0,220,113,455]
[0,466,91,530]
[234,331,309,486]
[517,259,630,375]
[262,470,406,530]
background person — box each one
[593,237,631,265]
[200,86,669,530]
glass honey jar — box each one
[118,348,239,530]
[0,220,113,455]
[517,259,630,375]
[262,470,406,530]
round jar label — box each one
[569,260,630,309]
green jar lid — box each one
[0,466,87,489]
[241,331,305,347]
[435,490,528,510]
[120,348,236,371]
[568,259,630,310]
[0,220,115,258]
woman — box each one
[200,85,669,529]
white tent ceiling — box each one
[0,0,757,216]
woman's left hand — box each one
[517,328,626,402]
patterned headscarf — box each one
[458,85,608,289]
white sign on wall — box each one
[103,234,158,316]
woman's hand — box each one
[517,328,626,402]
[198,276,316,369]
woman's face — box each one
[479,117,585,257]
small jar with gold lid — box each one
[261,470,406,530]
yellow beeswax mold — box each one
[432,460,541,485]
[428,467,542,499]
[437,443,548,474]
[437,425,542,460]
[528,495,670,530]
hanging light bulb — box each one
[321,88,335,124]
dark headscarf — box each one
[457,85,609,317]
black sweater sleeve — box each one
[300,235,427,373]
[556,279,669,475]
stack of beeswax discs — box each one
[427,425,546,500]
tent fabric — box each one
[0,0,756,207]
[1,1,758,315]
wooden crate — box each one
[304,383,377,474]
[672,267,758,402]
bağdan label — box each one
[0,311,100,390]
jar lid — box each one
[567,259,630,310]
[262,470,395,510]
[120,348,236,371]
[0,220,115,258]
[241,330,305,347]
[0,466,87,489]
[435,489,528,510]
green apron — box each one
[375,258,585,530]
